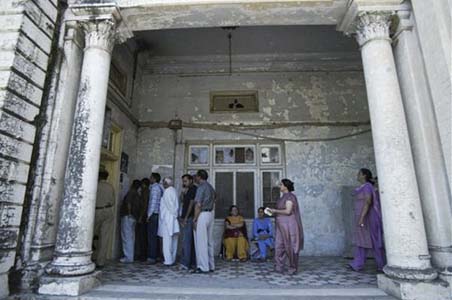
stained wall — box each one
[134,69,375,255]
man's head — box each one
[182,174,193,188]
[150,173,161,184]
[195,169,208,184]
[162,177,173,189]
[141,178,150,188]
[131,179,141,190]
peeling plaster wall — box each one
[135,70,375,255]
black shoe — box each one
[191,268,209,274]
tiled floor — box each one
[100,257,378,289]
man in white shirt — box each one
[158,177,180,266]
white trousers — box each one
[162,234,178,265]
[194,211,215,272]
[121,215,136,261]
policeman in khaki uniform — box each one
[93,166,115,267]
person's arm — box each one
[225,220,234,230]
[270,200,294,216]
[193,187,203,230]
[233,216,244,228]
[252,220,258,240]
[358,191,372,226]
[268,219,273,237]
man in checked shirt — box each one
[146,173,164,264]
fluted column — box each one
[355,11,437,281]
[45,18,116,277]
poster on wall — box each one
[120,152,129,174]
[101,107,112,149]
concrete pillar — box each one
[393,8,452,285]
[39,18,116,296]
[355,11,437,280]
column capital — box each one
[79,19,117,53]
[336,0,407,46]
[68,4,134,52]
[355,11,393,47]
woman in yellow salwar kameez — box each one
[224,205,249,261]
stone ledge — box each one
[377,274,451,300]
[38,271,101,296]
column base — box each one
[383,265,438,280]
[378,274,450,300]
[45,253,96,276]
[0,273,8,298]
[438,267,452,295]
[38,271,101,296]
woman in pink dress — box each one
[349,169,386,271]
[268,179,304,275]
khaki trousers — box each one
[194,211,215,272]
[93,207,114,266]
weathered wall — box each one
[135,70,375,255]
[0,0,58,296]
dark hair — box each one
[258,207,265,212]
[99,170,109,180]
[281,179,295,192]
[131,179,141,189]
[197,169,208,180]
[141,178,150,186]
[182,174,193,181]
[360,168,373,183]
[229,205,239,215]
[151,173,161,183]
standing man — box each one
[135,178,150,261]
[158,177,180,266]
[119,180,141,263]
[179,174,197,270]
[147,173,163,264]
[93,166,115,268]
[192,169,216,274]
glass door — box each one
[214,170,256,219]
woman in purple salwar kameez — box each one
[268,179,304,275]
[349,169,386,272]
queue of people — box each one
[94,167,386,275]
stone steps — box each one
[79,284,396,300]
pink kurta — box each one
[274,192,304,274]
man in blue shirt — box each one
[147,173,163,264]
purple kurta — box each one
[274,192,304,274]
[352,183,373,249]
[350,183,386,271]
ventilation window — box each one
[210,91,259,113]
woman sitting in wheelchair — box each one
[250,207,274,261]
[224,205,249,261]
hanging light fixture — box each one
[221,26,237,75]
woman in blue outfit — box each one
[251,207,274,261]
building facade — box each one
[0,0,450,299]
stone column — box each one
[355,11,437,280]
[39,18,116,296]
[393,9,452,285]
